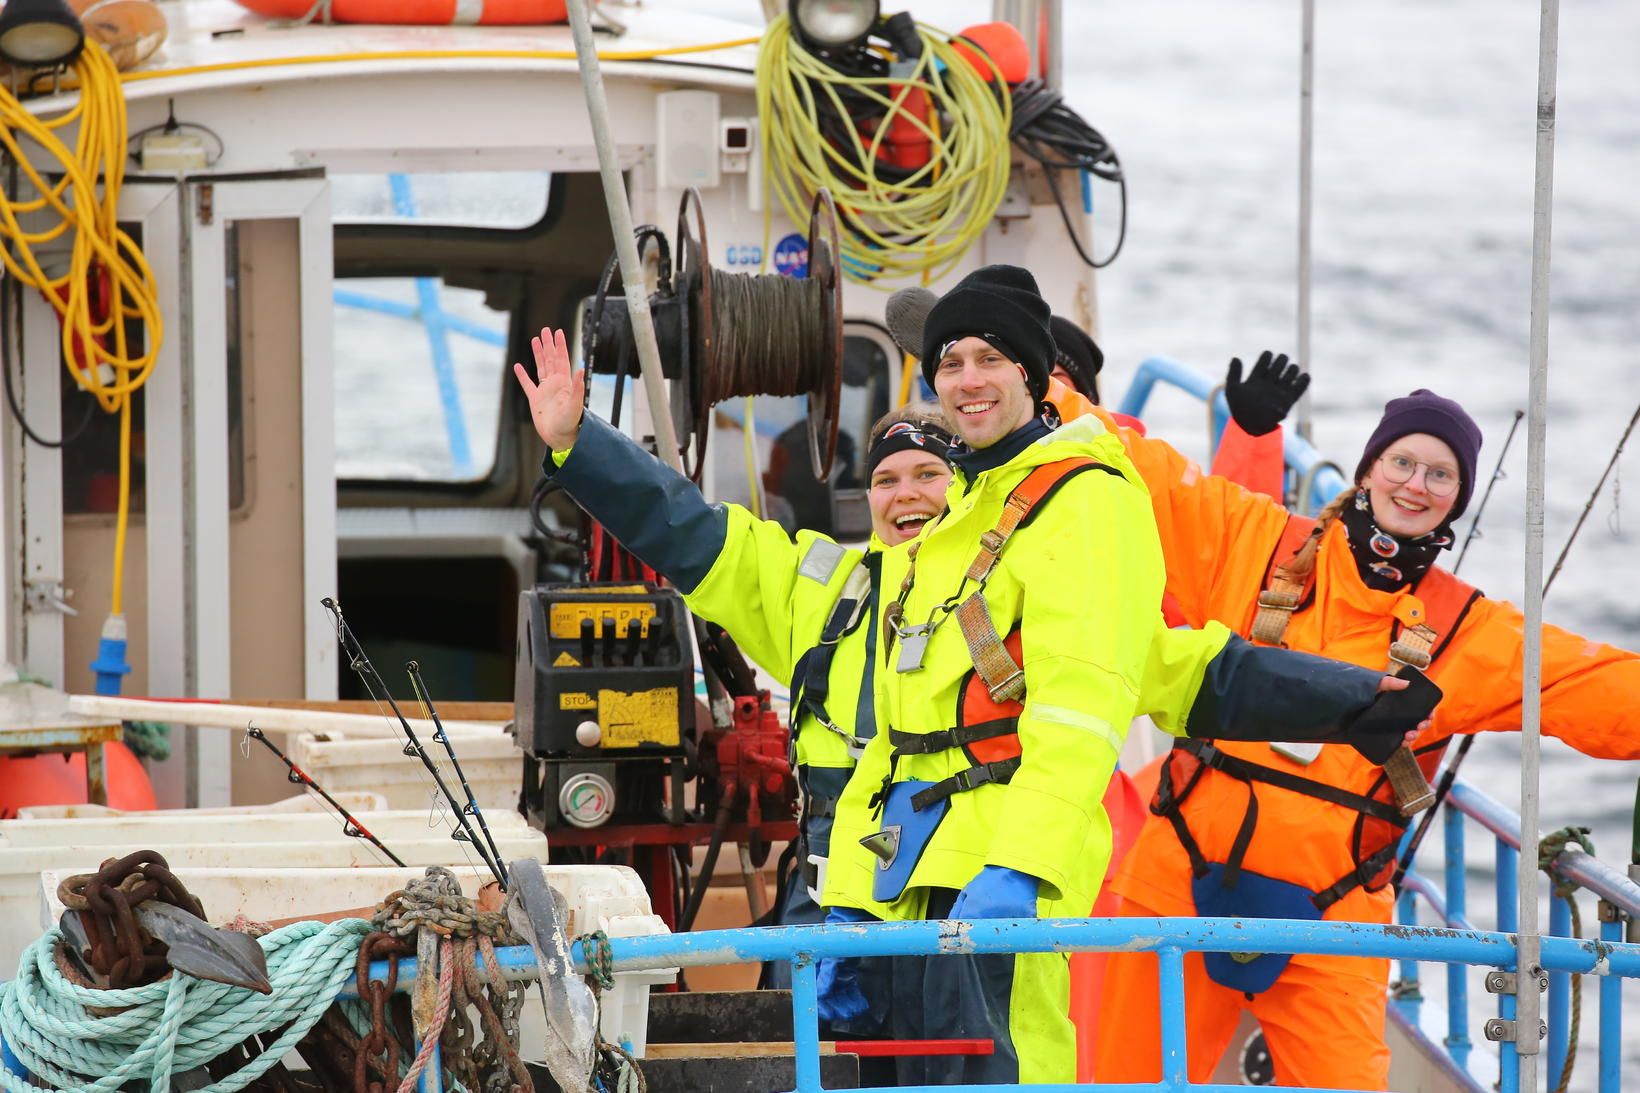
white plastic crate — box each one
[288,732,522,811]
[0,820,547,975]
[15,792,389,819]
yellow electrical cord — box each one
[756,15,1011,286]
[117,38,763,84]
[0,41,163,617]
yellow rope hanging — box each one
[0,41,164,617]
[756,15,1012,287]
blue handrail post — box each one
[1545,894,1571,1086]
[791,955,824,1093]
[1394,887,1424,1027]
[1496,839,1519,934]
[1443,806,1472,1071]
[1498,968,1521,1093]
[1157,946,1189,1089]
[416,1039,442,1093]
[1598,910,1624,1093]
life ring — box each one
[230,0,567,25]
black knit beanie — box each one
[1354,389,1484,519]
[920,265,1055,401]
[1049,315,1103,401]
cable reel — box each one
[580,187,843,482]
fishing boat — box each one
[0,0,1634,1090]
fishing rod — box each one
[1543,398,1640,596]
[321,597,508,889]
[1393,403,1630,887]
[1454,409,1524,571]
[244,725,407,867]
[1390,409,1524,887]
[405,659,508,888]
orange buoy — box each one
[0,741,157,818]
[230,0,567,25]
[950,22,1030,85]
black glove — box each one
[1224,351,1310,437]
[1340,669,1444,765]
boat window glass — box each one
[710,332,892,537]
[334,276,510,482]
[331,172,552,230]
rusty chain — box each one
[56,849,208,988]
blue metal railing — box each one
[1115,355,1348,514]
[351,894,1640,1093]
[1398,778,1640,1093]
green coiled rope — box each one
[0,917,372,1093]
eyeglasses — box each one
[1378,453,1460,497]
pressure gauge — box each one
[559,771,616,829]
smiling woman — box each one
[865,408,954,546]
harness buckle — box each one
[978,529,1006,555]
[1387,641,1432,671]
[1256,590,1301,610]
[986,668,1026,704]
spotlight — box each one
[0,0,86,68]
[788,0,879,52]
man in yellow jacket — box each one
[816,266,1430,1085]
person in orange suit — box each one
[1092,389,1640,1090]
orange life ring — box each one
[230,0,567,25]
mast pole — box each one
[1517,0,1563,1080]
[565,0,685,473]
[1295,0,1315,442]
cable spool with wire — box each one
[579,186,843,483]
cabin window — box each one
[331,172,552,231]
[333,276,511,482]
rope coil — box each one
[0,918,370,1093]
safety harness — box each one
[1154,513,1482,911]
[877,457,1120,815]
[789,559,879,762]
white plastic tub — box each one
[15,792,389,819]
[288,732,523,811]
[0,809,536,849]
[37,863,675,1057]
[0,822,548,976]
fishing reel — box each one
[579,187,844,483]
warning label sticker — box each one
[553,651,581,668]
[597,687,681,748]
[548,601,656,640]
[559,692,596,711]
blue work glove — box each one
[816,906,873,1024]
[949,866,1041,920]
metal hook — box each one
[239,727,253,759]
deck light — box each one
[789,0,880,52]
[0,0,85,68]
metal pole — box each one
[565,0,685,473]
[1295,0,1315,442]
[1517,0,1563,1078]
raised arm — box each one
[1430,596,1640,759]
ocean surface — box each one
[684,0,1639,1085]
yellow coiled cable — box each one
[0,41,164,617]
[756,15,1012,286]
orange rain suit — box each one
[1089,412,1640,1089]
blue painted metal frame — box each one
[1114,355,1348,513]
[347,903,1639,1093]
[1397,778,1640,1093]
